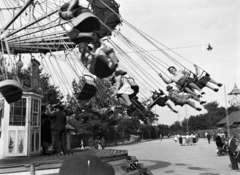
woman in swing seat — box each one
[166,85,202,111]
[193,64,222,92]
[111,73,137,116]
[159,66,205,96]
[79,32,126,78]
[59,0,100,44]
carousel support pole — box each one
[224,85,230,137]
[2,0,35,33]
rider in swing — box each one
[166,85,202,111]
[111,73,139,116]
[148,89,178,113]
[78,33,126,78]
[59,0,126,78]
[159,66,205,97]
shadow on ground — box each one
[139,159,171,170]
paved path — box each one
[108,138,239,175]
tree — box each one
[10,66,63,104]
[170,121,182,134]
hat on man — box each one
[166,85,173,91]
[52,103,64,111]
[59,154,114,175]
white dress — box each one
[117,75,134,95]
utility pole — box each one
[224,85,230,136]
[185,105,188,133]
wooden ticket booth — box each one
[0,92,42,159]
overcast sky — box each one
[0,0,240,125]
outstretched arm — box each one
[67,0,79,11]
[193,64,200,76]
[166,102,178,113]
[158,73,173,84]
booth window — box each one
[9,98,27,126]
[31,98,40,126]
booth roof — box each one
[216,111,240,127]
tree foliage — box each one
[169,101,240,134]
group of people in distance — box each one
[176,133,198,146]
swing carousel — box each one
[0,0,224,174]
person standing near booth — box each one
[41,105,52,155]
[47,104,67,155]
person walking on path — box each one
[94,137,100,150]
[100,137,106,149]
[159,134,163,141]
[47,104,67,155]
[207,132,211,144]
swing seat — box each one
[72,12,100,33]
[91,1,121,38]
[0,80,23,103]
[89,55,114,79]
[77,75,97,101]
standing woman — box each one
[182,134,186,146]
[192,133,196,145]
[179,135,183,146]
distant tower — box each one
[228,84,240,106]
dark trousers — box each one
[53,129,66,154]
[207,138,210,144]
[229,152,239,170]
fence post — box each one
[30,164,35,175]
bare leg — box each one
[119,94,132,107]
[209,78,220,85]
[184,100,202,111]
[184,87,198,96]
[166,102,178,113]
[189,94,207,105]
[107,51,118,66]
[189,83,204,94]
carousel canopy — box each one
[228,84,240,95]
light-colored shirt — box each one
[170,70,184,83]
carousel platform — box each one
[0,149,152,175]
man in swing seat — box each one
[159,66,205,96]
[78,33,126,78]
[148,89,178,113]
[166,85,202,111]
[193,64,222,92]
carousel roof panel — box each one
[228,84,240,95]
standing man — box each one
[100,137,106,149]
[207,132,211,144]
[228,132,239,170]
[41,105,52,155]
[47,104,67,155]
